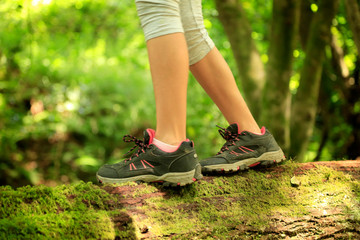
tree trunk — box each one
[299,0,313,49]
[214,0,265,120]
[344,0,360,53]
[261,0,300,153]
[290,0,340,161]
[313,34,350,161]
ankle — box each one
[153,135,184,146]
[154,130,186,146]
[233,122,261,135]
[153,138,182,152]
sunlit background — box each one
[1,0,358,187]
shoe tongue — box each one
[144,129,155,144]
[226,123,240,135]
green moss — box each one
[0,211,115,239]
[1,163,359,239]
[0,182,119,218]
[108,210,138,240]
[137,163,360,237]
[0,182,127,239]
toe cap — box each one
[97,165,119,178]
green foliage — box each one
[0,0,236,186]
[0,0,358,186]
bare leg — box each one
[147,33,189,145]
[190,47,260,133]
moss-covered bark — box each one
[1,161,359,239]
[0,182,136,239]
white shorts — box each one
[135,0,215,65]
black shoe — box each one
[96,129,202,186]
[200,123,285,173]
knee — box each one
[180,1,215,65]
[135,0,184,41]
[185,30,215,65]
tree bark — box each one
[299,0,313,49]
[102,160,360,239]
[261,0,300,153]
[290,0,340,161]
[214,0,265,120]
[344,0,360,53]
[2,161,359,239]
[313,34,350,161]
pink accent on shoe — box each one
[241,146,254,152]
[146,129,156,144]
[233,122,241,134]
[142,159,154,168]
[230,150,242,156]
[238,147,247,153]
[249,162,260,167]
[260,126,266,135]
[130,164,132,171]
[141,160,147,169]
[131,163,137,170]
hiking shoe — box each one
[200,123,285,173]
[96,129,202,186]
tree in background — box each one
[263,0,299,153]
[290,0,340,160]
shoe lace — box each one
[217,125,243,155]
[122,134,150,162]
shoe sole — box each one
[97,163,203,187]
[201,149,285,173]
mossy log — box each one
[1,160,360,239]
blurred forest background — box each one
[1,0,359,187]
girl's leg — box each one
[178,0,284,174]
[146,33,189,145]
[97,0,203,186]
[190,48,260,134]
[135,0,189,145]
[179,0,260,133]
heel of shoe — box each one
[259,149,286,166]
[193,163,203,180]
[162,163,203,187]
